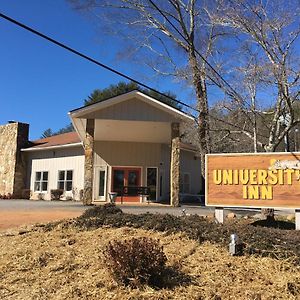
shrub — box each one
[104,237,167,288]
[21,189,31,200]
[37,193,44,200]
[80,203,122,218]
[0,193,13,199]
[50,189,64,200]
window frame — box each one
[34,171,49,193]
[57,169,74,192]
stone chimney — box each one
[0,122,29,197]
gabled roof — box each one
[69,90,195,121]
[22,132,82,151]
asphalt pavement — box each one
[0,199,294,217]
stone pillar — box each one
[83,119,95,205]
[0,122,29,198]
[170,122,180,207]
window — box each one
[147,168,157,201]
[99,170,105,197]
[34,171,48,192]
[180,173,190,194]
[58,170,73,191]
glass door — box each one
[147,167,158,201]
[112,167,141,202]
[94,166,107,201]
[113,169,125,196]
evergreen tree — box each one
[84,81,138,105]
[41,128,53,138]
[84,81,181,109]
[40,123,74,139]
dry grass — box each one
[0,225,300,300]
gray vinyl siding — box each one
[81,98,178,122]
[180,150,202,194]
[94,141,161,167]
[25,146,84,200]
[161,144,202,197]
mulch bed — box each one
[1,204,300,299]
[44,204,300,264]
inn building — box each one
[0,91,202,204]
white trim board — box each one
[21,142,83,152]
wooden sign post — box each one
[206,153,300,229]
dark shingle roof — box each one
[28,132,80,149]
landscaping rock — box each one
[18,229,29,235]
[252,213,264,220]
[287,214,295,221]
[227,213,236,219]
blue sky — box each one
[1,1,299,140]
[0,0,194,139]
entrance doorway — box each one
[111,167,141,202]
[94,166,107,201]
[146,167,158,201]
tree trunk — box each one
[261,148,275,221]
[188,48,210,181]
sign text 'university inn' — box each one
[206,153,300,209]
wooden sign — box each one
[206,152,300,209]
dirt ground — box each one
[0,210,82,231]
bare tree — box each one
[208,0,300,219]
[210,50,270,153]
[210,0,300,152]
[69,0,232,177]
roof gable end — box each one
[69,90,194,122]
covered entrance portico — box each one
[69,90,195,206]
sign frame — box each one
[205,152,300,209]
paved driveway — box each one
[0,200,86,231]
[0,200,293,231]
[0,200,213,230]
